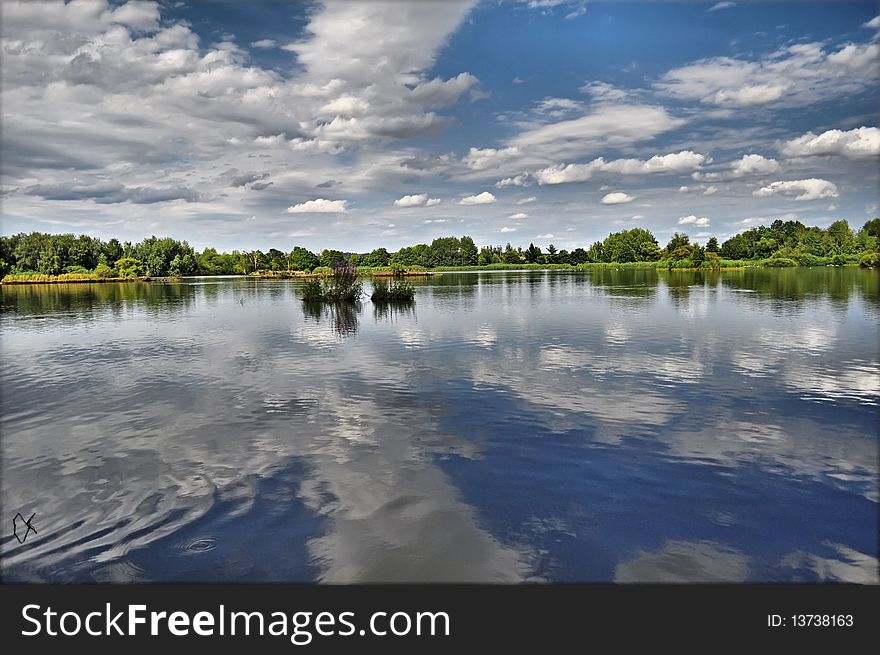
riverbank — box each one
[2,259,874,284]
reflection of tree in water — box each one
[302,301,361,338]
[720,267,878,308]
[1,280,198,318]
[372,300,416,323]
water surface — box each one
[2,268,878,582]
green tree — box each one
[319,249,346,267]
[365,247,391,267]
[705,237,719,253]
[289,247,320,271]
[115,257,144,278]
[524,243,542,263]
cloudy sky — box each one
[2,0,878,252]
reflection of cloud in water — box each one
[660,417,878,502]
[472,354,683,444]
[778,542,878,583]
[757,324,838,354]
[783,360,879,406]
[731,352,773,378]
[3,303,532,582]
[604,324,630,345]
[470,324,497,348]
[294,389,530,582]
[616,540,750,582]
[539,345,706,385]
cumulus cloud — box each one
[601,192,634,204]
[656,40,880,108]
[779,126,880,160]
[752,179,839,201]
[463,147,521,171]
[287,198,349,213]
[534,150,706,185]
[864,15,880,30]
[394,193,428,207]
[508,212,528,219]
[730,154,780,176]
[678,215,710,226]
[500,226,517,233]
[459,191,496,205]
[495,174,530,188]
[517,196,537,204]
[251,39,277,49]
[426,198,442,206]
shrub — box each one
[858,252,880,268]
[301,263,362,303]
[761,257,797,268]
[115,257,144,278]
[793,252,823,267]
[94,262,116,278]
[64,265,90,274]
[311,266,332,276]
[830,253,848,266]
[301,278,324,302]
[371,278,415,302]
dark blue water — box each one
[1,268,877,582]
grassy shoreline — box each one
[2,260,873,284]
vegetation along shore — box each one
[2,218,878,284]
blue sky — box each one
[2,0,878,252]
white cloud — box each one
[409,72,480,107]
[459,191,497,205]
[500,226,517,233]
[495,174,530,188]
[508,212,528,219]
[517,196,537,204]
[536,233,555,239]
[534,161,601,185]
[601,192,634,205]
[753,179,839,201]
[678,186,690,193]
[579,81,630,103]
[287,198,349,213]
[703,185,719,196]
[779,126,880,160]
[864,15,880,30]
[463,146,521,170]
[506,104,685,163]
[730,153,781,176]
[708,1,736,11]
[534,150,706,185]
[251,39,277,49]
[394,193,428,207]
[678,215,710,226]
[656,40,880,108]
[426,198,442,206]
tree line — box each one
[2,218,878,278]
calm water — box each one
[1,269,878,583]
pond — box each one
[1,268,877,582]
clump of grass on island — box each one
[299,262,363,303]
[370,278,415,302]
